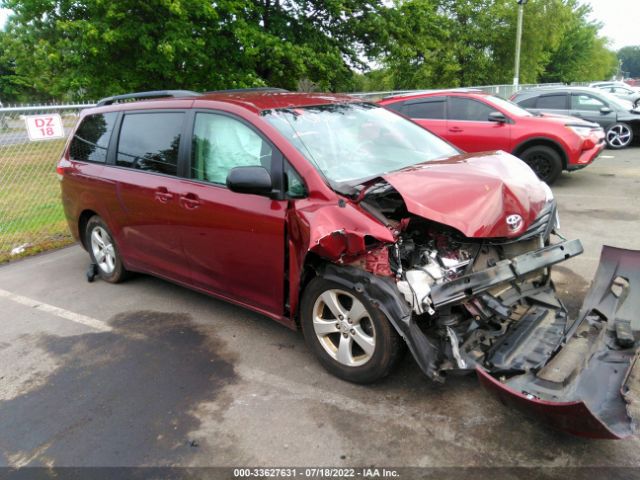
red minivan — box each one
[379,89,605,184]
[58,89,640,439]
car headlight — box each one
[565,124,593,137]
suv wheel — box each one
[300,276,403,384]
[605,123,633,149]
[85,215,129,283]
[520,145,562,184]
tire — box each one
[85,215,129,283]
[605,122,633,149]
[300,276,403,384]
[520,145,563,185]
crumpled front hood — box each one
[382,150,548,238]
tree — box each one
[0,0,395,100]
[540,0,617,83]
[618,46,640,78]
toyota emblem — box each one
[506,214,523,232]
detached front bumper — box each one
[477,245,640,439]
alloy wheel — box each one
[90,226,116,274]
[312,289,376,367]
[606,124,632,148]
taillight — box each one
[582,138,595,150]
[56,164,65,180]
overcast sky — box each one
[585,0,639,50]
[0,1,638,51]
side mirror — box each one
[600,106,612,114]
[488,111,507,123]
[226,166,273,196]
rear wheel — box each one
[605,122,633,149]
[300,276,403,383]
[85,216,129,283]
[520,145,563,184]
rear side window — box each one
[69,112,117,162]
[116,112,184,176]
[406,99,445,119]
[536,94,567,110]
[516,96,537,108]
[191,113,272,185]
[448,97,494,121]
[384,102,405,114]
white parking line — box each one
[0,288,112,332]
[599,155,615,159]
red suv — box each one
[379,89,605,184]
[58,89,639,438]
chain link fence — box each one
[350,83,565,101]
[0,103,95,262]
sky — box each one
[585,0,639,50]
[0,1,638,51]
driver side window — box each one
[191,113,273,185]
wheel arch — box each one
[78,209,99,251]
[512,137,568,170]
[293,252,325,326]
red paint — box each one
[379,91,605,170]
[476,368,622,439]
[383,151,547,238]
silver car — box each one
[590,83,640,107]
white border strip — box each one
[0,288,112,332]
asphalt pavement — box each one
[0,147,639,472]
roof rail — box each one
[96,90,201,107]
[202,87,289,94]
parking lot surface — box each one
[1,147,639,469]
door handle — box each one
[448,127,463,133]
[180,192,201,209]
[154,187,174,204]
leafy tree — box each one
[0,0,622,99]
[376,0,458,90]
[0,0,394,100]
[618,46,640,77]
[540,0,616,83]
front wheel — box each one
[520,145,563,185]
[300,276,403,383]
[605,122,633,149]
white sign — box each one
[24,114,65,141]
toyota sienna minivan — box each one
[58,89,640,439]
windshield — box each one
[263,103,458,184]
[598,90,635,110]
[487,95,533,117]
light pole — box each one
[513,0,528,89]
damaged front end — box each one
[300,174,640,439]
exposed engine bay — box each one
[356,180,569,379]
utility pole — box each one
[513,0,528,89]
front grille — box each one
[519,201,556,241]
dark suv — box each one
[58,89,640,439]
[511,86,640,149]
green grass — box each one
[0,140,74,263]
